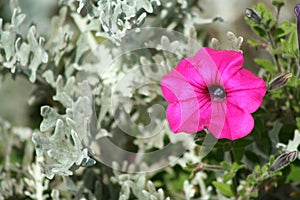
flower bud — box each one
[295,4,300,54]
[268,151,298,172]
[268,72,293,90]
[244,8,262,24]
[272,0,285,7]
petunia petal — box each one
[166,100,201,133]
[174,59,207,90]
[162,58,212,133]
[186,48,223,86]
[208,102,254,140]
[161,66,205,103]
[225,68,266,113]
[165,91,212,133]
[200,47,244,84]
[205,102,226,138]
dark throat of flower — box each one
[208,85,226,102]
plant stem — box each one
[203,164,225,171]
[229,148,238,198]
[264,25,293,107]
[265,29,282,72]
[275,6,281,26]
[296,57,300,79]
[295,57,300,101]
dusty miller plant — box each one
[0,0,299,199]
[0,0,218,199]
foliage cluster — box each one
[0,0,299,199]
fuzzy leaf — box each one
[32,81,96,179]
[27,26,48,82]
[286,130,300,152]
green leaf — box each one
[261,164,269,174]
[238,188,246,196]
[212,182,234,197]
[281,31,298,57]
[286,164,300,183]
[254,58,277,72]
[281,38,290,52]
[221,162,232,171]
[250,191,259,198]
[270,47,284,55]
[163,169,189,192]
[296,118,300,129]
[223,173,235,183]
[269,155,275,165]
[252,25,267,38]
[248,38,263,48]
[232,162,244,171]
[246,175,257,184]
[254,165,261,174]
[256,3,276,28]
[276,22,296,38]
[288,30,298,55]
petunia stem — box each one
[295,5,300,98]
[264,33,293,116]
[190,163,225,172]
[294,57,300,99]
[296,57,300,79]
[265,29,282,72]
[188,162,225,179]
[275,5,282,27]
[264,27,293,105]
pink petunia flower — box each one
[161,47,266,140]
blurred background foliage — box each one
[0,0,299,199]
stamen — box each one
[208,85,226,102]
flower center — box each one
[208,85,226,102]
